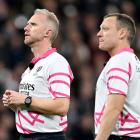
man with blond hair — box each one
[2,9,73,140]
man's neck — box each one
[109,42,130,57]
[31,42,52,58]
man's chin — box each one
[99,45,105,50]
[24,40,31,46]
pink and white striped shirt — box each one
[95,48,140,137]
[16,48,73,134]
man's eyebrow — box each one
[100,25,108,29]
[26,22,37,26]
[99,24,103,29]
[99,25,103,29]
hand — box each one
[2,90,26,107]
[2,91,10,107]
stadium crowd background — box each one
[0,0,140,139]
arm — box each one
[3,57,73,116]
[3,90,69,116]
[30,97,69,116]
[9,105,18,112]
[95,94,126,140]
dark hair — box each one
[104,13,136,45]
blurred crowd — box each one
[0,0,140,140]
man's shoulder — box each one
[111,51,134,62]
[43,52,69,67]
[52,52,69,63]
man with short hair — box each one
[94,13,140,140]
[2,9,73,140]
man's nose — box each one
[24,24,30,31]
[24,25,28,31]
[97,30,102,37]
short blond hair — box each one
[34,9,59,43]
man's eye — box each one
[31,23,36,26]
[101,27,106,30]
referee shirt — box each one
[16,48,73,134]
[95,48,140,137]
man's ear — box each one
[45,29,52,37]
[119,28,127,40]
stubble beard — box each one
[24,37,33,46]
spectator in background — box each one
[95,13,140,140]
[2,9,73,140]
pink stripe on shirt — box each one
[116,48,134,55]
[49,87,70,98]
[50,80,70,88]
[48,72,72,81]
[107,86,127,96]
[107,68,131,78]
[16,122,32,134]
[68,65,74,81]
[59,120,67,126]
[108,76,128,85]
[31,48,56,64]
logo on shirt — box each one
[36,66,43,72]
[135,55,140,64]
[136,66,140,72]
[32,66,43,76]
[19,83,35,91]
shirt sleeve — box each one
[48,57,74,99]
[106,56,132,96]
